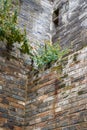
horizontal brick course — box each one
[26,47,87,130]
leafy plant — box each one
[0,0,68,70]
[33,42,67,69]
[0,0,30,53]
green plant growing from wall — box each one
[33,42,68,69]
[0,0,30,54]
[0,0,68,70]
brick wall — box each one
[0,42,29,130]
[0,0,87,130]
[52,0,87,51]
[18,0,52,45]
[1,45,87,130]
[25,46,87,130]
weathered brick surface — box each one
[0,0,87,130]
[52,0,87,51]
[18,0,52,45]
[0,43,28,130]
[26,47,87,130]
[1,46,87,130]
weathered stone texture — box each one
[0,43,28,130]
[0,0,87,130]
[52,0,87,51]
[18,0,52,45]
[25,46,87,130]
